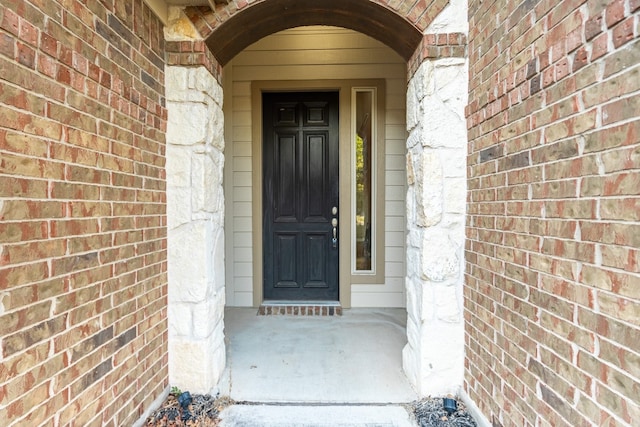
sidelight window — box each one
[352,88,376,273]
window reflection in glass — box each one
[355,90,373,271]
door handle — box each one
[331,218,338,248]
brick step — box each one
[258,302,342,316]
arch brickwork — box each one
[181,0,451,65]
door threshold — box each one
[258,301,342,316]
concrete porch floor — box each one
[217,308,418,404]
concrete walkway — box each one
[218,308,418,425]
[219,404,417,426]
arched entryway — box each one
[165,0,468,397]
[186,0,432,65]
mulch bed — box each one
[145,393,477,426]
[413,397,478,427]
[144,393,233,427]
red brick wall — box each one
[0,0,168,425]
[466,0,639,425]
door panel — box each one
[274,233,298,288]
[305,132,327,220]
[275,133,297,221]
[263,92,339,301]
[305,233,329,286]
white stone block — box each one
[166,145,192,188]
[166,68,208,102]
[167,185,192,230]
[441,148,467,177]
[404,314,421,350]
[405,188,415,229]
[192,67,224,105]
[419,97,466,149]
[415,321,465,396]
[191,67,211,92]
[166,101,209,146]
[210,344,226,389]
[409,277,430,322]
[441,214,465,234]
[443,177,467,214]
[406,79,418,131]
[402,342,418,388]
[417,61,436,99]
[168,302,193,337]
[206,103,225,151]
[434,283,461,322]
[405,277,421,325]
[416,151,443,227]
[406,131,420,149]
[406,151,416,185]
[168,221,213,302]
[406,231,422,256]
[421,228,459,282]
[426,0,469,34]
[420,282,436,322]
[192,292,225,339]
[212,228,226,292]
[192,152,217,213]
[170,334,224,394]
[403,298,465,396]
[434,59,468,109]
[165,67,190,94]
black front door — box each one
[262,91,339,301]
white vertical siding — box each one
[224,26,407,307]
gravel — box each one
[145,393,233,426]
[413,397,478,427]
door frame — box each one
[251,79,386,308]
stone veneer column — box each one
[165,65,226,393]
[403,56,468,396]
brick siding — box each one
[408,32,468,79]
[466,0,640,425]
[0,0,168,425]
[165,39,222,83]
